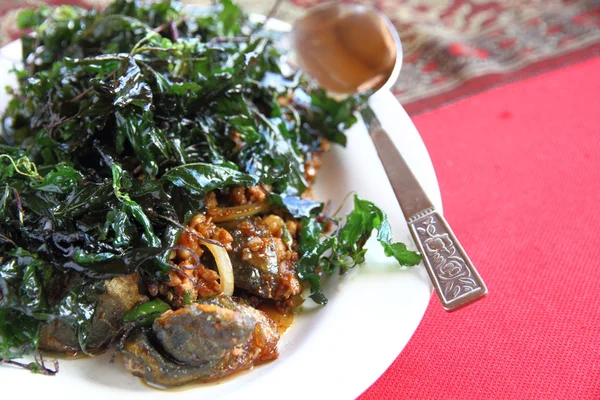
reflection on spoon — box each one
[291,4,397,94]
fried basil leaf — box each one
[162,163,258,196]
[296,195,421,304]
[269,194,323,218]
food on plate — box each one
[0,0,421,386]
[122,295,279,387]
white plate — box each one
[0,16,440,400]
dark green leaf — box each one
[123,299,171,327]
[72,248,117,264]
[169,82,202,95]
[162,163,258,196]
[16,6,51,29]
[99,209,134,248]
[297,217,324,255]
[114,109,172,177]
[0,309,41,359]
[70,54,125,74]
[64,247,167,279]
[16,9,37,29]
[195,0,244,37]
[55,182,114,218]
[0,184,10,220]
[1,249,52,317]
[295,196,420,304]
[31,165,84,194]
[269,194,323,218]
[56,281,104,353]
[19,260,50,311]
[377,221,422,266]
[305,89,369,146]
[112,58,153,111]
[297,236,336,305]
[111,163,161,247]
[338,195,421,267]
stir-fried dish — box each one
[0,0,421,387]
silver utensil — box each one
[291,3,487,310]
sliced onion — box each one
[200,240,235,296]
[156,214,236,296]
[209,201,270,223]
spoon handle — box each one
[360,106,487,311]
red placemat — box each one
[360,56,600,399]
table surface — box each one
[361,56,600,399]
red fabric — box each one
[360,57,600,399]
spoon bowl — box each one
[290,3,402,95]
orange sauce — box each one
[257,303,295,336]
[138,304,294,391]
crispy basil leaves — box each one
[0,0,411,364]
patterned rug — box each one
[1,0,599,114]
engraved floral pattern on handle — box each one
[412,213,480,302]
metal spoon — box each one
[291,3,487,310]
